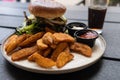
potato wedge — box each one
[5,34,18,50]
[37,39,48,50]
[51,42,68,61]
[70,42,92,57]
[56,52,74,68]
[28,52,56,68]
[42,48,52,57]
[16,34,28,45]
[64,46,70,54]
[5,35,18,54]
[19,32,44,47]
[11,45,38,61]
[42,32,53,45]
[52,33,75,44]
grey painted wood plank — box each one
[0,16,24,28]
[102,23,120,59]
[0,28,15,44]
[0,1,28,9]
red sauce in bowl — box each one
[79,31,97,39]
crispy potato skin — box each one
[16,34,27,44]
[42,32,53,45]
[5,34,18,50]
[42,48,52,57]
[52,33,75,44]
[5,35,18,54]
[51,42,68,61]
[56,52,74,68]
[11,45,38,61]
[70,42,92,57]
[5,34,33,54]
[37,39,48,50]
[19,32,45,47]
[64,46,70,54]
[28,52,56,68]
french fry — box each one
[56,52,74,68]
[19,32,45,47]
[28,52,56,68]
[51,42,68,61]
[70,42,92,57]
[11,45,38,61]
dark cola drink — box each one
[88,6,107,34]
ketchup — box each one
[80,31,97,39]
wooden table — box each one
[0,1,120,80]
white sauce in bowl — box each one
[72,26,84,30]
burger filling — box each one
[16,12,67,35]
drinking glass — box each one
[88,0,109,34]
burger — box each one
[17,0,67,34]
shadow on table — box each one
[4,59,103,80]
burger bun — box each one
[28,0,66,19]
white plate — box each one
[1,35,106,74]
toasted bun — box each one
[28,0,66,19]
